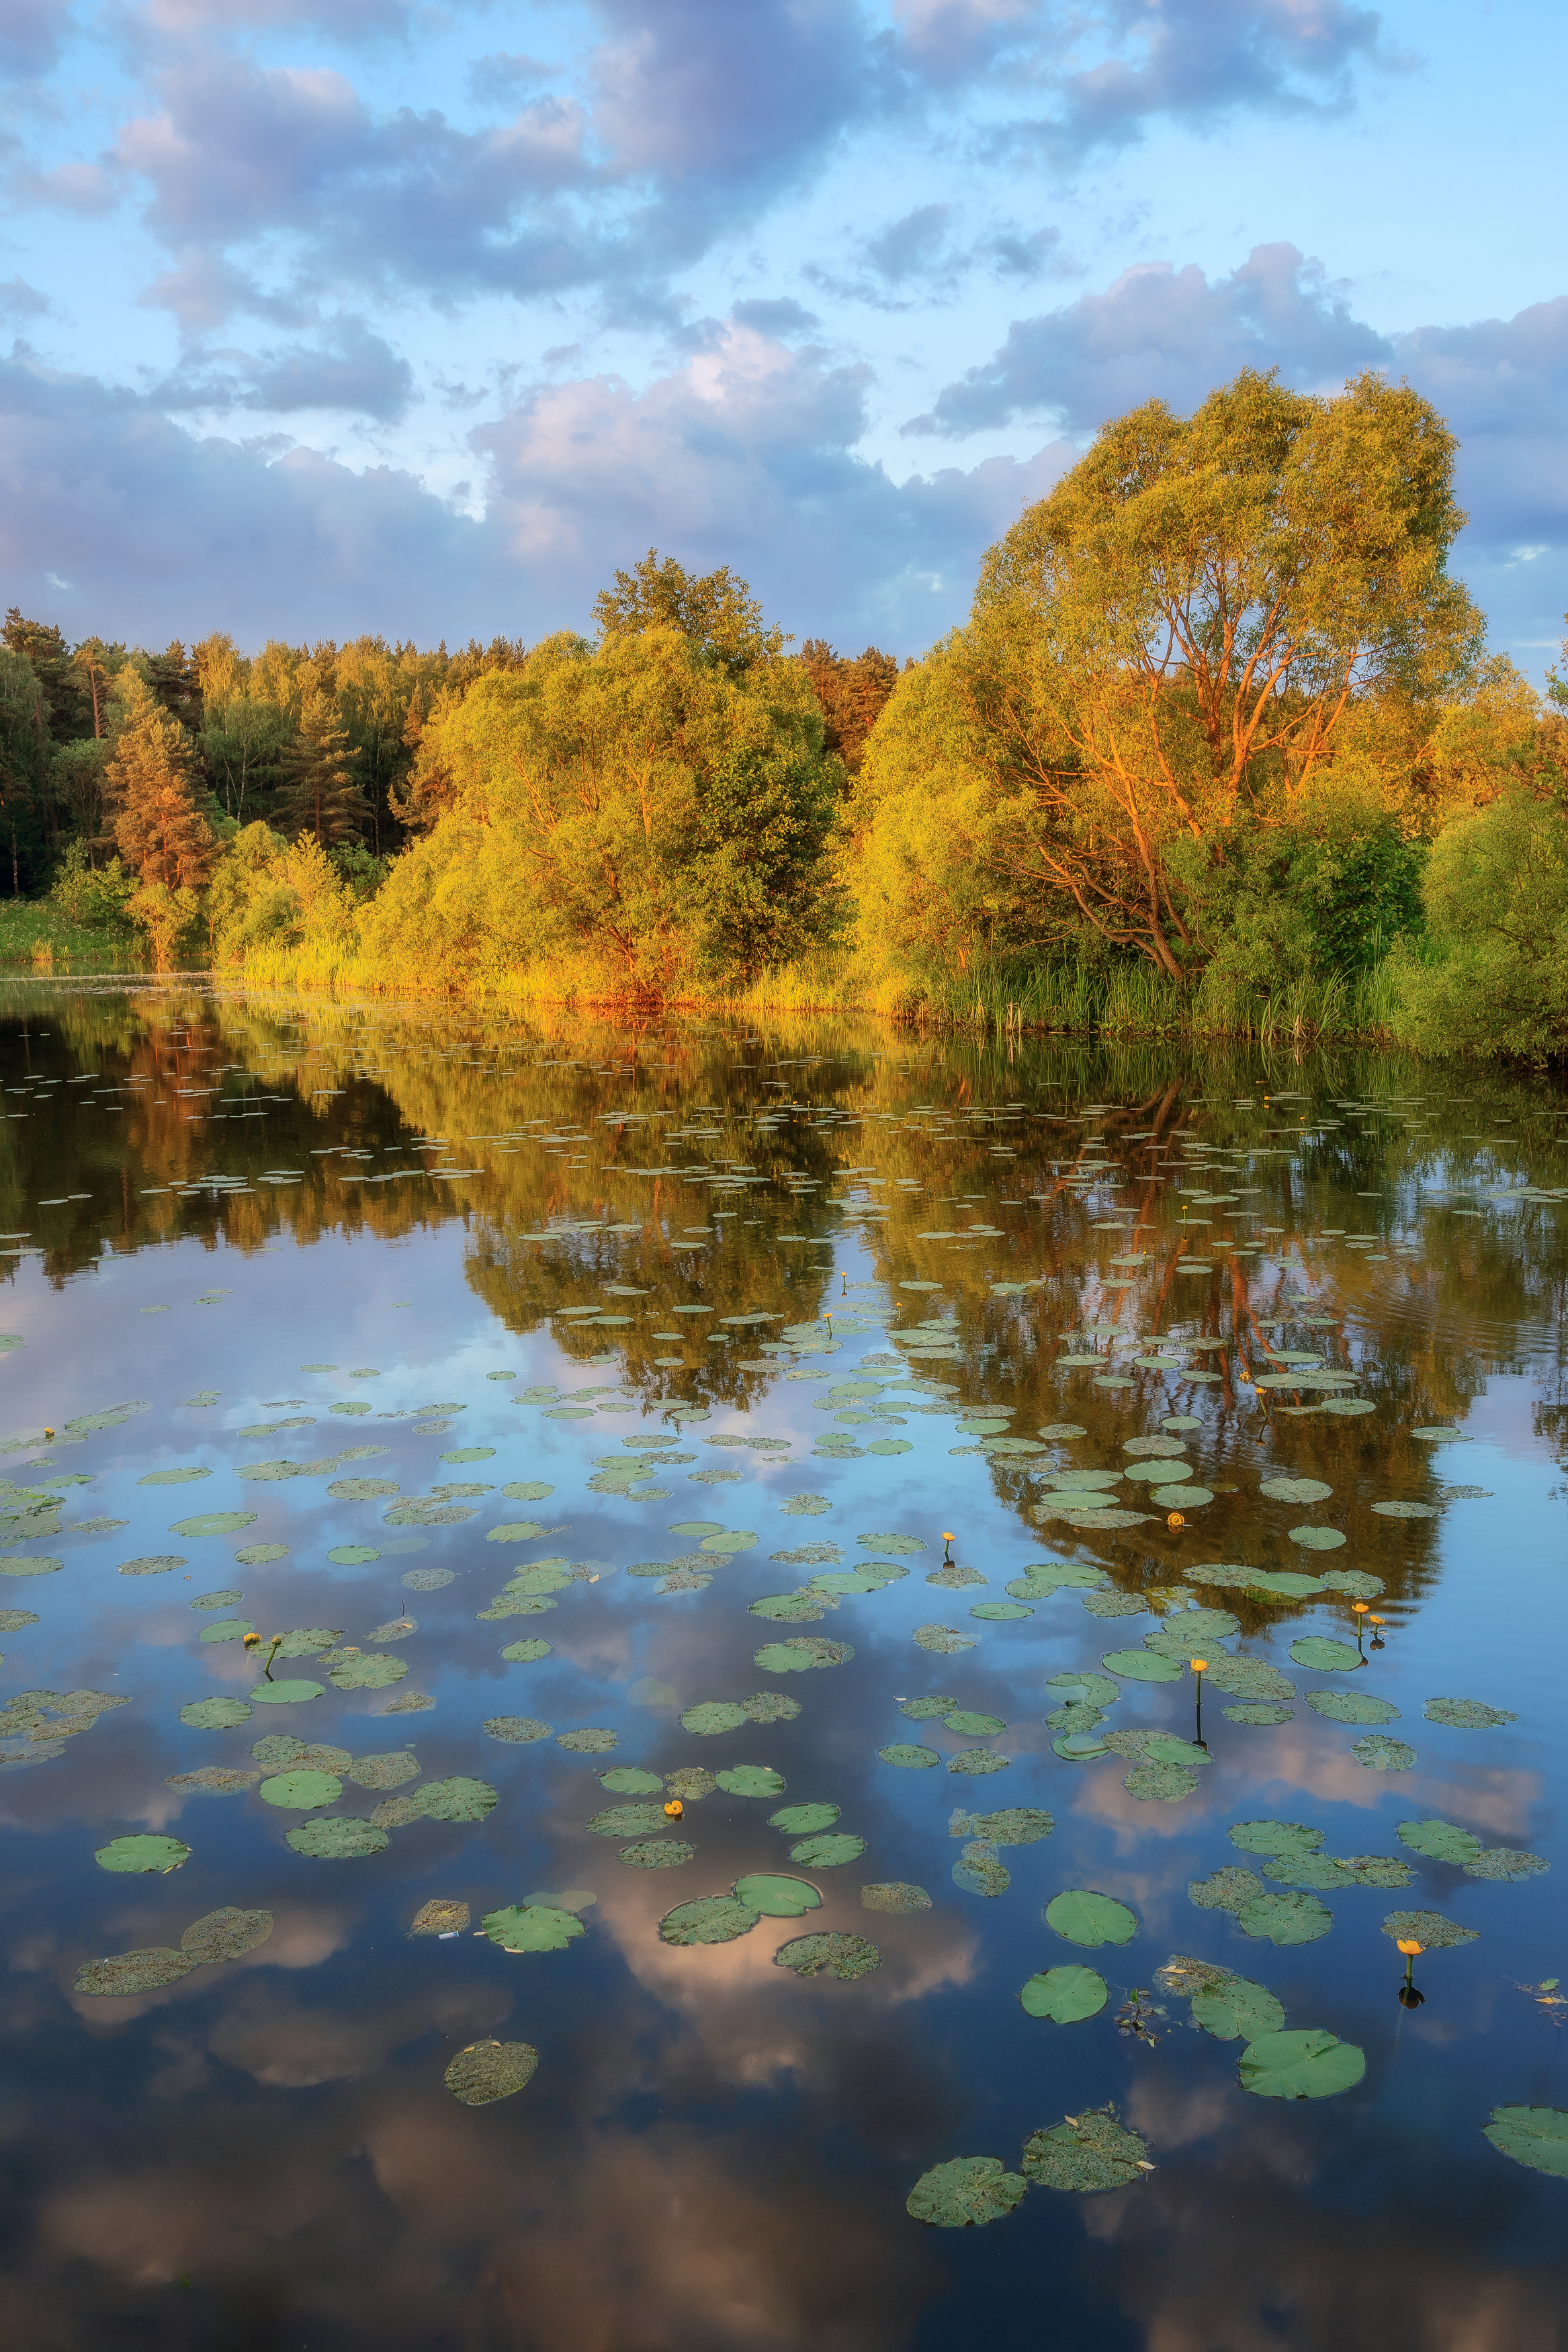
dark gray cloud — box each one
[865,203,953,283]
[730,298,822,336]
[910,242,1391,434]
[0,0,74,79]
[0,276,51,320]
[157,314,415,419]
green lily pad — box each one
[599,1767,664,1794]
[190,1590,243,1611]
[1046,1890,1137,1947]
[1,1556,62,1577]
[619,1839,693,1868]
[1236,1890,1334,1945]
[285,1817,389,1859]
[913,1624,975,1653]
[1381,1908,1478,1948]
[1397,1818,1482,1863]
[343,1753,419,1791]
[414,1775,498,1823]
[906,2156,1027,2228]
[1260,1477,1334,1503]
[198,1618,254,1645]
[1288,1525,1346,1551]
[1229,1820,1325,1857]
[445,2040,539,2105]
[501,1638,552,1663]
[681,1701,749,1736]
[482,1903,584,1953]
[1224,1703,1295,1724]
[273,1628,345,1659]
[236,1544,289,1566]
[1372,1499,1437,1519]
[1190,1977,1287,2042]
[1245,1570,1327,1599]
[1020,1966,1107,2023]
[1201,1658,1295,1705]
[258,1769,342,1809]
[166,1767,259,1795]
[944,1709,1006,1736]
[1465,1847,1549,1882]
[1021,2108,1149,2193]
[880,1743,940,1769]
[658,1895,759,1947]
[181,1907,273,1963]
[970,1601,1033,1621]
[735,1874,822,1917]
[249,1679,324,1706]
[1306,1690,1399,1724]
[1483,2107,1568,2179]
[1189,1867,1266,1913]
[325,1652,409,1691]
[171,1513,256,1537]
[1352,1734,1415,1771]
[953,1843,1011,1897]
[1289,1636,1362,1671]
[789,1833,865,1868]
[138,1467,212,1486]
[742,1691,801,1726]
[715,1764,786,1798]
[1102,1648,1183,1683]
[1239,2029,1366,2099]
[75,1947,196,1996]
[770,1802,839,1834]
[587,1803,666,1837]
[1424,1697,1516,1729]
[180,1696,253,1730]
[95,1834,189,1874]
[774,1930,880,1978]
[1125,1759,1199,1802]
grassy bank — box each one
[0,902,144,976]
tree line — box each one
[3,367,1565,1053]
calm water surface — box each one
[0,985,1564,2352]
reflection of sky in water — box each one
[0,991,1565,2347]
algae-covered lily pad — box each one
[1352,1734,1415,1771]
[1230,1819,1325,1857]
[770,1802,838,1835]
[948,1747,1010,1777]
[880,1743,941,1769]
[249,1679,324,1706]
[1372,1499,1437,1519]
[1190,1976,1286,2042]
[139,1466,212,1486]
[415,1776,498,1822]
[445,2040,539,2105]
[75,1947,195,1997]
[166,1767,259,1796]
[1465,1847,1549,1881]
[485,1716,552,1744]
[789,1833,865,1868]
[964,1808,1054,1846]
[117,1556,182,1579]
[1237,1890,1334,1945]
[1239,2028,1366,2099]
[862,1882,931,1913]
[1046,1890,1137,1947]
[587,1803,666,1837]
[774,1930,880,1978]
[953,1843,1010,1897]
[1381,1908,1477,1947]
[1290,1636,1362,1671]
[945,1708,1006,1736]
[752,1638,854,1673]
[619,1839,693,1868]
[1307,1690,1399,1724]
[329,1652,408,1691]
[906,2155,1027,2228]
[285,1817,389,1859]
[96,1834,189,1874]
[658,1894,759,1946]
[735,1873,821,1917]
[343,1753,420,1791]
[1424,1697,1516,1729]
[716,1764,785,1798]
[259,1769,342,1809]
[743,1691,801,1725]
[483,1903,584,1953]
[663,1767,717,1801]
[180,1696,253,1730]
[1125,1759,1199,1803]
[1225,1703,1296,1725]
[1022,2108,1149,2193]
[557,1728,617,1753]
[1020,1965,1107,2023]
[410,1899,470,1935]
[1483,2107,1568,2180]
[1188,1867,1266,1913]
[913,1624,975,1653]
[181,1907,273,1963]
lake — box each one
[0,982,1564,2352]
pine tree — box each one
[107,684,215,888]
[275,691,369,846]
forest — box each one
[2,366,1565,1058]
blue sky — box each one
[2,0,1564,675]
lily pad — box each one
[485,1716,552,1744]
[198,1618,255,1645]
[789,1833,865,1868]
[118,1556,185,1578]
[285,1817,390,1859]
[1190,1977,1287,2042]
[964,1808,1055,1845]
[913,1624,975,1653]
[658,1895,759,1946]
[752,1637,854,1672]
[1289,1525,1346,1551]
[770,1802,839,1834]
[166,1767,259,1796]
[556,1728,617,1753]
[171,1513,256,1538]
[180,1696,253,1730]
[663,1767,717,1800]
[500,1638,552,1664]
[95,1834,189,1874]
[249,1679,324,1706]
[1224,1703,1295,1724]
[587,1803,667,1837]
[1306,1690,1399,1724]
[774,1930,880,1978]
[1465,1847,1549,1882]
[1236,1890,1334,1944]
[599,1767,664,1794]
[715,1764,786,1798]
[1102,1648,1183,1683]
[1260,1477,1334,1503]
[681,1701,749,1736]
[75,1948,196,1997]
[1289,1636,1362,1671]
[1020,1966,1107,2023]
[413,1775,498,1823]
[1126,1760,1200,1802]
[343,1753,419,1791]
[880,1744,941,1769]
[410,1899,470,1935]
[1352,1734,1415,1771]
[482,1903,584,1953]
[444,2040,539,2105]
[1239,2028,1366,2099]
[1397,1818,1482,1864]
[861,1882,932,1912]
[1484,2107,1568,2180]
[259,1769,343,1809]
[1021,2109,1149,2193]
[734,1873,822,1917]
[953,1843,1011,1897]
[1046,1890,1137,1947]
[1189,1867,1266,1913]
[906,2155,1027,2228]
[1424,1697,1516,1729]
[1380,1908,1478,1948]
[181,1907,273,1963]
[619,1839,693,1867]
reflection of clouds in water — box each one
[208,1975,511,2087]
[1080,2151,1565,2352]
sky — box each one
[1,0,1565,675]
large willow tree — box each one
[945,367,1483,976]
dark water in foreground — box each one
[0,984,1564,2352]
